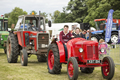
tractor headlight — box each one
[79,48,83,53]
[101,48,105,53]
[1,38,3,40]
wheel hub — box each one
[91,37,98,42]
[48,50,54,70]
[103,60,109,76]
[111,35,118,43]
[68,61,74,77]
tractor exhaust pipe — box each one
[38,11,41,31]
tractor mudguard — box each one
[66,40,74,59]
[16,31,23,47]
[56,41,66,63]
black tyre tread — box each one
[20,49,28,66]
[47,43,61,74]
[101,56,115,80]
[7,33,20,63]
[67,57,78,80]
[4,48,7,54]
[81,68,94,74]
[37,54,46,62]
[91,34,101,42]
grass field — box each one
[0,47,120,80]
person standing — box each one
[72,27,85,38]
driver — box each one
[59,25,73,60]
[28,19,36,31]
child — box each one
[98,39,110,59]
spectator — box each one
[86,29,90,40]
[82,30,86,39]
[72,27,85,38]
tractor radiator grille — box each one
[38,34,49,44]
[87,45,98,59]
[87,46,93,58]
[95,46,99,59]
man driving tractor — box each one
[59,25,73,60]
[28,19,37,31]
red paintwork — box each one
[68,61,74,77]
[102,60,109,76]
[66,38,98,63]
[55,38,104,66]
[15,31,44,51]
[15,31,23,46]
[94,19,106,22]
[78,63,107,68]
[94,18,120,25]
[48,50,54,70]
[56,41,66,63]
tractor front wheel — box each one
[20,49,28,66]
[67,57,78,80]
[47,43,61,74]
[80,67,94,74]
[37,54,46,62]
[101,56,115,80]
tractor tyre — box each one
[67,57,78,80]
[101,56,115,80]
[37,54,47,62]
[91,34,101,42]
[4,48,7,54]
[80,67,94,74]
[20,49,28,66]
[47,43,61,74]
[110,32,118,44]
[7,33,20,63]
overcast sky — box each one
[0,0,70,15]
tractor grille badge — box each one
[42,37,45,39]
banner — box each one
[105,9,114,42]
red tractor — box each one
[47,38,115,80]
[7,12,51,66]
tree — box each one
[41,12,48,23]
[66,0,88,23]
[7,7,27,28]
[49,13,54,23]
[53,10,61,23]
[83,0,120,27]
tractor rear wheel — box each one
[110,32,118,43]
[7,33,20,63]
[80,67,94,74]
[20,49,28,66]
[47,43,61,74]
[101,56,115,80]
[37,54,46,62]
[67,57,78,80]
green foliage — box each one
[83,0,120,27]
[40,12,48,23]
[7,7,27,28]
[66,0,88,23]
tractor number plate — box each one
[87,60,101,64]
